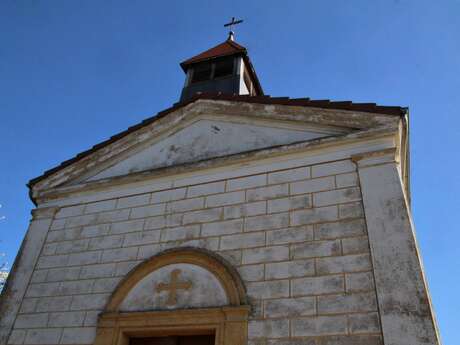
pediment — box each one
[83,116,347,182]
[30,98,400,195]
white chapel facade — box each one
[0,34,440,345]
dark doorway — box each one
[130,335,215,345]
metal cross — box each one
[155,269,192,306]
[224,17,244,36]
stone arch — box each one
[94,248,249,345]
[106,247,247,312]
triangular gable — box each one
[84,116,346,182]
[29,94,404,199]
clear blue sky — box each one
[1,1,458,343]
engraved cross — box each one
[155,269,192,306]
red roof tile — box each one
[180,39,246,69]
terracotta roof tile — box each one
[180,39,246,68]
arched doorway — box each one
[94,248,249,345]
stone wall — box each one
[7,158,382,345]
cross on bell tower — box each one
[224,17,244,41]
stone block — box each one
[70,294,110,311]
[220,232,265,250]
[88,234,124,250]
[317,292,377,314]
[96,209,130,224]
[227,174,266,191]
[268,195,311,213]
[161,225,201,242]
[268,166,310,184]
[115,261,141,276]
[130,204,166,219]
[35,296,73,312]
[237,264,264,282]
[248,319,289,338]
[151,188,186,203]
[68,251,101,266]
[81,224,111,238]
[264,297,315,318]
[291,275,344,296]
[336,172,359,188]
[143,215,166,230]
[339,202,364,219]
[167,198,204,213]
[7,330,26,345]
[101,247,138,263]
[247,280,289,299]
[56,205,85,219]
[247,184,289,202]
[266,226,313,245]
[313,187,361,207]
[84,311,100,327]
[30,270,48,284]
[290,206,338,226]
[59,280,94,295]
[24,329,62,345]
[265,259,315,279]
[290,176,335,195]
[223,201,266,220]
[187,181,226,197]
[65,214,98,228]
[316,335,383,345]
[205,191,245,208]
[47,311,86,327]
[267,340,315,345]
[19,299,38,314]
[182,208,222,224]
[50,218,66,230]
[92,277,122,293]
[84,199,116,214]
[349,312,381,334]
[342,236,369,255]
[345,271,375,292]
[55,239,89,255]
[123,230,161,247]
[292,315,347,336]
[79,263,116,279]
[37,254,69,269]
[116,194,151,209]
[137,244,162,260]
[292,240,341,259]
[26,282,60,298]
[110,219,144,235]
[61,327,96,344]
[242,246,289,264]
[42,243,57,256]
[217,250,242,266]
[46,267,81,282]
[245,213,289,232]
[314,219,366,240]
[316,254,372,274]
[14,313,48,328]
[202,219,243,236]
[311,160,355,178]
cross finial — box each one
[224,17,243,41]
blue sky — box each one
[0,0,458,343]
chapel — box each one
[0,26,440,345]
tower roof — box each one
[180,38,247,69]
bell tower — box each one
[179,19,263,101]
